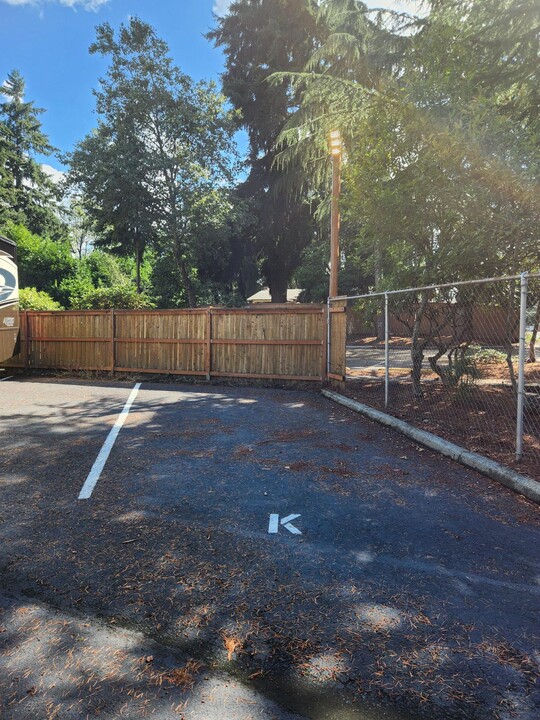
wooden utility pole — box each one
[329,131,342,299]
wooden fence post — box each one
[322,306,328,381]
[24,311,30,368]
[206,308,212,381]
[328,301,347,388]
[110,309,115,374]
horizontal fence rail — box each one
[7,306,328,383]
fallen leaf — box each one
[223,635,240,661]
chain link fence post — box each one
[516,272,529,460]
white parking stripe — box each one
[78,383,141,500]
[0,376,14,382]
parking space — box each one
[1,377,540,720]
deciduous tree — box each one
[68,18,238,307]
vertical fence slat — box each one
[25,311,30,368]
[206,309,212,381]
[29,312,34,367]
[321,307,328,380]
[110,309,115,373]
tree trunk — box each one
[374,243,384,340]
[179,259,197,308]
[135,240,142,294]
[428,349,454,387]
[411,292,429,398]
[269,274,288,304]
[527,300,540,363]
[172,237,197,308]
[504,280,518,391]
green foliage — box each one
[57,271,95,310]
[149,249,246,308]
[0,130,16,228]
[83,250,129,287]
[116,251,154,292]
[447,352,481,388]
[426,0,540,135]
[19,287,63,311]
[5,223,75,302]
[57,249,137,308]
[63,199,94,259]
[71,285,155,310]
[468,345,507,365]
[67,17,238,306]
[66,121,155,289]
[209,0,320,302]
[274,0,540,302]
[293,241,329,303]
[0,70,65,238]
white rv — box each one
[0,235,19,364]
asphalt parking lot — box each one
[1,377,539,720]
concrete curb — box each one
[322,388,540,504]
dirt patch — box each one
[319,461,358,479]
[344,380,540,481]
[173,449,216,459]
[270,428,318,442]
[287,460,313,472]
[232,445,255,459]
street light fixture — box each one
[328,130,342,299]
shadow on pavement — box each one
[0,379,539,720]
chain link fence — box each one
[333,273,540,479]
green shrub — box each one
[71,285,156,310]
[5,223,75,300]
[468,344,507,364]
[443,351,481,388]
[19,287,63,311]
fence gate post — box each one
[516,272,528,460]
[326,299,331,377]
[327,299,347,387]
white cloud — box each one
[212,0,232,17]
[1,0,110,11]
[366,1,424,14]
[41,164,65,183]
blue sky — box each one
[0,0,416,174]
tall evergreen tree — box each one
[425,0,540,133]
[0,123,16,227]
[0,70,63,237]
[209,0,320,302]
[274,0,539,294]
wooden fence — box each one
[7,306,332,382]
[347,303,519,344]
[328,301,347,383]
